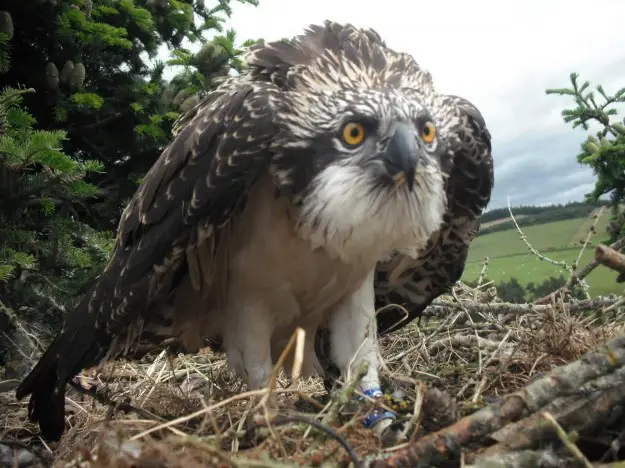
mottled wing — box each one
[15,82,278,440]
[109,83,277,336]
[374,96,494,335]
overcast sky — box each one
[161,0,625,210]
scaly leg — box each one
[223,298,275,396]
[326,269,396,435]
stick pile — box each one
[2,212,625,468]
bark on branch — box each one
[595,244,625,283]
[425,296,619,318]
[535,236,625,304]
[365,334,625,467]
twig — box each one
[480,365,625,456]
[535,235,625,304]
[258,326,305,411]
[469,449,570,468]
[571,207,605,294]
[428,296,619,317]
[452,288,483,376]
[471,328,513,403]
[365,333,625,467]
[473,257,490,301]
[67,380,169,424]
[428,334,514,355]
[255,327,306,458]
[507,196,570,271]
[322,361,368,426]
[399,382,425,441]
[245,414,362,466]
[541,411,593,468]
[165,435,240,468]
[129,388,297,441]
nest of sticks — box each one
[3,212,625,468]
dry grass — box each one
[3,282,625,468]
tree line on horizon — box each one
[476,199,612,238]
[481,200,610,223]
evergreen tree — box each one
[0,86,114,377]
[0,0,262,378]
[0,0,259,229]
[547,73,625,242]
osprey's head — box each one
[245,21,468,262]
[252,38,451,260]
[268,86,448,263]
[274,87,444,191]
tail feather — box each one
[15,336,66,441]
[15,264,116,441]
[14,218,189,440]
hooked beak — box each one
[382,122,421,191]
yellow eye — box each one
[342,122,366,146]
[421,121,437,144]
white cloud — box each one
[162,0,625,208]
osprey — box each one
[16,21,493,441]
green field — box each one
[462,211,624,297]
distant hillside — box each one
[476,200,611,237]
[463,210,619,297]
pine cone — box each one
[45,62,59,90]
[60,60,74,84]
[180,94,200,113]
[69,62,86,89]
[173,89,191,106]
[195,43,216,64]
[0,11,13,40]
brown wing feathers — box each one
[15,84,277,441]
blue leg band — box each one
[360,387,396,428]
[362,387,383,399]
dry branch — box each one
[463,449,573,468]
[596,244,625,283]
[484,366,625,454]
[365,334,625,467]
[535,236,625,304]
[426,296,620,318]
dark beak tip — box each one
[384,122,420,190]
[406,174,416,191]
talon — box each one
[350,386,408,447]
[367,410,404,448]
[379,421,407,448]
